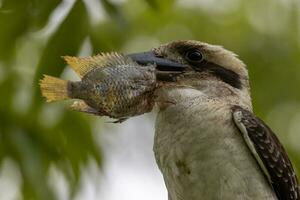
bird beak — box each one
[127,51,186,81]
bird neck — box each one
[154,82,252,112]
[153,88,273,200]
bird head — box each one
[129,40,252,110]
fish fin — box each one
[63,53,136,78]
[96,52,137,67]
[112,118,128,123]
[69,100,101,115]
[105,118,128,123]
[63,56,96,78]
[39,75,70,102]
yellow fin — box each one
[69,100,101,115]
[39,75,69,102]
[63,52,136,78]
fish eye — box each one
[185,50,203,62]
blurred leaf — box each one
[12,129,55,200]
[49,112,101,179]
[100,0,119,16]
[0,0,30,62]
[144,0,175,10]
[0,1,101,199]
[0,110,55,199]
[100,0,126,26]
[144,0,158,9]
[0,0,61,62]
[33,0,90,107]
[0,73,18,109]
[90,22,126,53]
[28,0,62,30]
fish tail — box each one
[39,75,70,102]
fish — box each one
[39,52,157,122]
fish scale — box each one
[40,52,157,122]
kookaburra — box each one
[128,40,300,200]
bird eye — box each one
[185,50,203,62]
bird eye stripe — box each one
[172,43,201,53]
[197,61,242,89]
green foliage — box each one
[0,0,300,199]
[0,1,102,199]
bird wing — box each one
[232,105,299,200]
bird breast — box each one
[153,87,277,200]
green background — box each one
[0,0,300,199]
